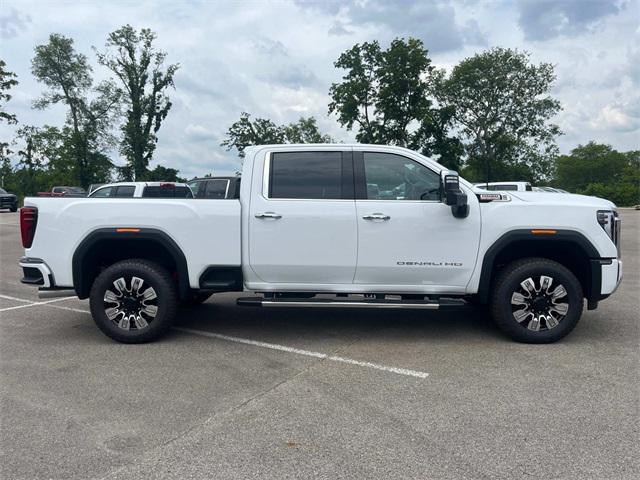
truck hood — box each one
[509,191,616,209]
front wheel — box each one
[490,258,584,343]
[89,259,178,343]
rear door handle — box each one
[362,213,390,221]
[255,212,282,219]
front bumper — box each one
[600,259,622,296]
[19,257,53,288]
[587,258,622,309]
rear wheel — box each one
[490,258,583,343]
[89,259,177,343]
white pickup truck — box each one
[19,144,622,344]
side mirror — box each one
[441,171,469,219]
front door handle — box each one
[362,213,390,221]
[255,212,282,219]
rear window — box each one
[114,186,135,197]
[142,185,193,198]
[203,179,229,199]
[269,152,343,199]
[90,186,113,198]
[486,184,518,191]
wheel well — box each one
[478,232,599,304]
[73,230,189,300]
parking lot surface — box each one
[1,210,638,479]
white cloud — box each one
[0,0,638,179]
[590,100,640,132]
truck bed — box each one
[23,197,241,289]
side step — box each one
[236,297,465,309]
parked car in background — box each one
[0,187,18,212]
[88,182,194,198]
[187,176,241,199]
[474,182,532,192]
[37,186,87,197]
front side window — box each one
[90,187,113,198]
[363,152,440,201]
[269,152,343,199]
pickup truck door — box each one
[248,149,357,284]
[353,150,481,290]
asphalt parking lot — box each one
[0,210,638,480]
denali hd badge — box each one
[397,261,463,267]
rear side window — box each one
[525,184,532,191]
[269,152,344,199]
[114,186,135,197]
[142,186,193,198]
[203,179,229,199]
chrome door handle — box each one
[255,212,282,219]
[362,213,390,221]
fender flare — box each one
[72,228,190,299]
[476,229,601,303]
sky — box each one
[1,0,638,178]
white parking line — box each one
[0,295,77,312]
[0,293,429,379]
[174,327,429,379]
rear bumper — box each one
[19,257,53,288]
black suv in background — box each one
[0,188,18,212]
[188,176,241,199]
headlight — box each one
[597,210,621,257]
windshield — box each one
[0,188,6,194]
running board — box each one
[236,297,465,309]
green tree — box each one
[328,38,460,169]
[96,25,179,180]
[13,126,53,195]
[221,112,332,157]
[437,47,561,183]
[31,34,119,188]
[0,59,19,125]
[329,38,433,145]
[1,59,19,188]
[555,142,639,206]
[145,164,184,182]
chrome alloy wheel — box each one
[510,275,569,331]
[103,276,158,331]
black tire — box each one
[89,259,178,343]
[490,257,583,343]
[181,292,213,306]
[10,206,17,212]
